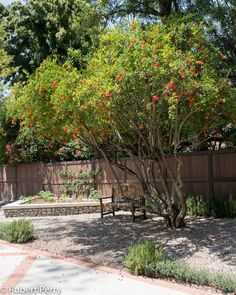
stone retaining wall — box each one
[3,201,101,218]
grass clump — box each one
[124,241,236,293]
[0,219,34,243]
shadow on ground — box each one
[25,212,236,273]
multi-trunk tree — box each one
[8,17,235,227]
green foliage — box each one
[20,195,38,204]
[124,240,236,293]
[103,1,236,84]
[20,191,54,203]
[37,191,54,203]
[3,0,102,83]
[124,241,165,275]
[0,219,34,243]
[148,260,236,293]
[60,168,100,199]
[89,187,100,200]
[9,20,235,153]
[186,195,208,216]
[186,194,236,218]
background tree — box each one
[8,18,235,227]
[3,0,103,83]
[0,21,18,164]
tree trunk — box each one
[157,0,173,16]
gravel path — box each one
[0,209,236,277]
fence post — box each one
[208,152,214,197]
[15,164,18,200]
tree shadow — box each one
[27,212,236,274]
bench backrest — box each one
[112,184,143,202]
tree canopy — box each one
[2,0,103,83]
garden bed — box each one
[2,199,101,218]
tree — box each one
[103,0,236,83]
[3,0,103,83]
[8,17,235,227]
[0,21,18,164]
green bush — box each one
[37,191,54,203]
[186,195,208,216]
[124,241,165,275]
[186,194,236,218]
[0,219,34,243]
[124,241,236,293]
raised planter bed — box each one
[2,199,101,218]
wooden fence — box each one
[0,150,236,201]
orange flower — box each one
[154,63,159,68]
[152,95,159,102]
[103,92,110,100]
[187,97,195,103]
[28,108,33,115]
[166,82,175,90]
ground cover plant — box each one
[0,219,34,243]
[124,241,236,293]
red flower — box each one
[52,81,57,88]
[166,82,175,90]
[187,97,195,103]
[154,63,159,69]
[152,95,159,102]
[103,92,110,100]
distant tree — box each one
[0,21,18,164]
[3,0,103,83]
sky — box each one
[0,0,14,5]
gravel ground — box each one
[0,209,236,278]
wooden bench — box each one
[99,184,147,222]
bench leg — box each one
[112,205,115,216]
[142,197,147,220]
[100,199,104,218]
[143,209,147,220]
[131,203,135,222]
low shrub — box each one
[186,195,208,216]
[124,241,236,293]
[37,191,54,203]
[0,219,34,243]
[20,195,38,204]
[124,241,165,275]
[186,194,236,218]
